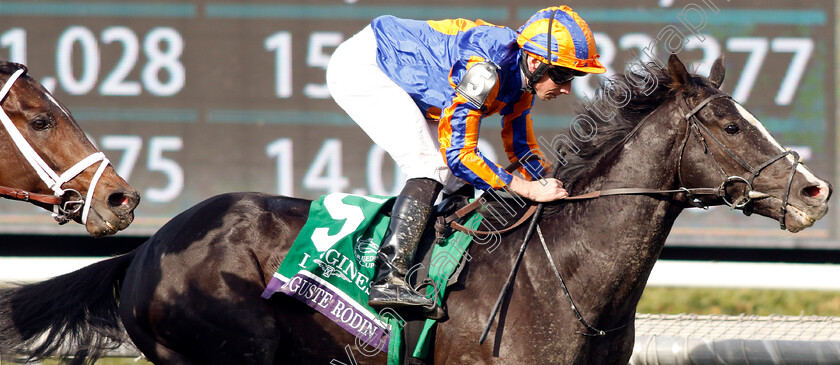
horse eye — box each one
[724,123,740,134]
[30,118,52,131]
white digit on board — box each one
[100,135,143,181]
[685,34,720,77]
[56,26,100,95]
[142,27,185,96]
[100,26,141,96]
[265,31,292,98]
[303,139,349,193]
[304,31,343,99]
[771,37,813,106]
[726,37,768,103]
[266,138,294,196]
[146,136,184,202]
[1,28,26,64]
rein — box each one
[0,69,112,224]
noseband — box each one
[676,92,800,230]
[0,69,112,225]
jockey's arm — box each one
[441,59,567,202]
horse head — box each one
[0,61,139,236]
[668,54,831,233]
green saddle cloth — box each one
[261,192,481,364]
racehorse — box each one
[0,54,831,364]
[0,61,138,236]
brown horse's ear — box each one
[708,54,725,89]
[667,53,693,90]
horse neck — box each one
[532,102,687,320]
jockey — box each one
[326,6,605,319]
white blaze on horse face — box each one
[733,101,825,189]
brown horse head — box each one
[0,61,139,236]
[668,54,831,233]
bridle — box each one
[0,68,112,225]
[675,91,800,230]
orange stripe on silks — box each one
[500,93,548,180]
[439,94,509,189]
[427,18,504,35]
[427,19,479,35]
[520,117,550,179]
[426,107,442,121]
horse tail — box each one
[0,251,136,363]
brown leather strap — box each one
[444,155,722,236]
[565,187,720,200]
[450,205,538,236]
[0,186,61,205]
[446,186,721,236]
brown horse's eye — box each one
[31,118,52,131]
[724,123,739,135]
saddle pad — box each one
[260,192,481,364]
[261,193,398,357]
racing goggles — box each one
[546,66,586,84]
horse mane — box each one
[555,62,676,193]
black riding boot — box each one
[369,178,444,320]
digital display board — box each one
[0,0,835,249]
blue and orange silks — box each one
[371,15,550,190]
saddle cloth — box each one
[260,193,481,364]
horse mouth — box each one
[81,203,137,237]
[84,212,133,237]
[749,194,827,233]
[784,203,825,233]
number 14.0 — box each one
[266,138,349,196]
[266,138,407,197]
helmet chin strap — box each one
[520,55,550,94]
[520,8,558,94]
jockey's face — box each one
[527,56,572,101]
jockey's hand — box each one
[508,176,568,202]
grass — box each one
[637,287,840,316]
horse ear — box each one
[667,53,693,90]
[708,54,725,89]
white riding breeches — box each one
[326,25,451,185]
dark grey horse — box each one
[0,55,831,364]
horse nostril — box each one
[108,191,138,211]
[803,185,822,198]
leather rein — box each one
[447,92,800,236]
